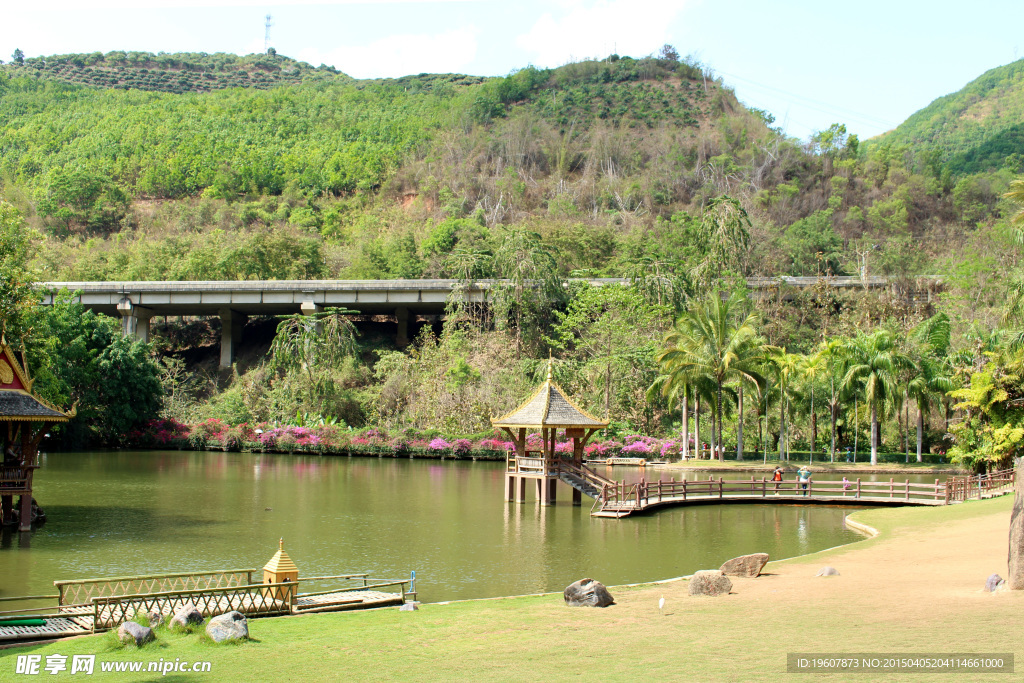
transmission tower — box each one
[264,14,274,53]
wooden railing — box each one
[90,580,293,631]
[0,465,35,493]
[945,468,1016,503]
[55,569,255,608]
[598,476,952,511]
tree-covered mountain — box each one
[2,49,1023,454]
[871,58,1024,175]
[0,50,349,94]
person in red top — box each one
[772,466,783,494]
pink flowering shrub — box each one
[196,418,228,440]
[452,439,472,456]
[428,438,451,452]
[622,440,652,456]
[554,440,573,454]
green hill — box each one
[872,58,1024,174]
[1,50,348,94]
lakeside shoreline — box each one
[5,494,1017,681]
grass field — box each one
[3,496,1019,682]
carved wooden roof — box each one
[491,363,608,429]
[0,342,71,422]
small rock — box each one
[688,570,733,597]
[146,611,164,628]
[205,611,248,643]
[985,573,1006,592]
[816,566,840,577]
[117,621,155,646]
[399,602,419,611]
[563,578,615,607]
[719,553,770,578]
[170,602,203,629]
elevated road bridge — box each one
[40,276,934,368]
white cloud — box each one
[517,0,688,67]
[299,27,479,78]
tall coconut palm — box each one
[841,330,908,465]
[799,350,829,462]
[817,338,849,462]
[766,347,802,461]
[655,291,761,461]
[906,314,954,462]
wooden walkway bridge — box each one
[0,569,412,644]
[543,460,1015,518]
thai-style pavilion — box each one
[491,363,608,506]
[0,339,72,531]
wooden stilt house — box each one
[491,362,609,506]
[0,340,72,531]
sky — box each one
[2,0,1022,142]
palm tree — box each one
[817,338,848,462]
[799,350,828,462]
[841,330,908,465]
[766,347,802,461]
[906,314,954,462]
[655,291,761,461]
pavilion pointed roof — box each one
[491,362,608,430]
[0,340,71,423]
[263,538,299,573]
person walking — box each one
[772,466,783,494]
[797,466,812,496]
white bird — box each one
[658,596,665,615]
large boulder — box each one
[563,578,615,607]
[688,570,732,597]
[719,553,770,578]
[816,566,840,577]
[170,603,203,629]
[1008,457,1024,589]
[117,621,155,646]
[205,611,249,643]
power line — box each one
[715,69,900,131]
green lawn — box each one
[3,497,1018,682]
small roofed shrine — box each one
[491,361,608,506]
[0,339,72,531]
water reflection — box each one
[0,451,866,603]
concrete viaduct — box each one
[39,276,913,369]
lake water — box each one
[0,451,872,603]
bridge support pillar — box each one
[395,307,410,347]
[300,300,322,316]
[219,308,248,370]
[116,299,153,343]
[572,488,582,506]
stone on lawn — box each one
[205,611,249,643]
[170,602,203,629]
[399,602,419,611]
[816,566,840,577]
[563,578,615,607]
[985,573,1006,592]
[117,621,155,646]
[146,611,165,628]
[688,570,733,597]
[719,553,770,578]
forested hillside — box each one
[1,49,1022,468]
[871,58,1024,176]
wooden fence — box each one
[598,476,951,513]
[944,468,1016,503]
